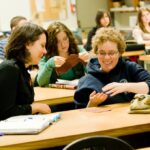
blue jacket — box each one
[74,57,150,108]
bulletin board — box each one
[30,0,68,22]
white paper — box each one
[56,79,79,86]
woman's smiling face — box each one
[97,41,120,73]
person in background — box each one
[35,22,89,87]
[0,32,6,61]
[84,9,111,51]
[74,27,150,108]
[0,16,28,61]
[0,23,51,120]
[132,8,150,51]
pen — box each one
[52,114,61,122]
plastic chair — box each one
[63,135,134,150]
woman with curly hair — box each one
[74,27,150,108]
[36,22,89,87]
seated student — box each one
[35,22,89,87]
[0,39,5,61]
[74,27,150,108]
[84,9,111,51]
[0,23,51,121]
[132,8,150,52]
[0,16,28,61]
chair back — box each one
[126,44,145,52]
[63,135,134,150]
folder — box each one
[0,113,60,134]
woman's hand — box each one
[102,82,128,96]
[31,103,51,114]
[54,56,66,67]
[102,82,149,96]
[87,91,108,107]
[79,51,89,63]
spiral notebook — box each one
[0,113,60,135]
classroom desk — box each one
[0,103,150,150]
[34,87,75,105]
[122,50,144,57]
[139,55,150,70]
[139,55,150,62]
[137,148,150,150]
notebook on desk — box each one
[49,79,79,90]
[0,113,60,135]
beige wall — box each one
[0,0,135,32]
[0,0,78,31]
[76,0,108,32]
[0,0,31,31]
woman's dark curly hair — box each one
[46,22,79,59]
[5,22,47,64]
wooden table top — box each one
[137,147,150,150]
[0,103,150,150]
[139,55,150,61]
[34,87,75,105]
[122,50,145,57]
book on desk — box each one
[49,79,79,90]
[0,113,61,135]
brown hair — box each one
[137,8,150,33]
[46,22,79,59]
[5,22,47,64]
[10,16,27,30]
[95,9,111,27]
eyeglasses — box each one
[98,50,119,57]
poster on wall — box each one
[30,0,68,22]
